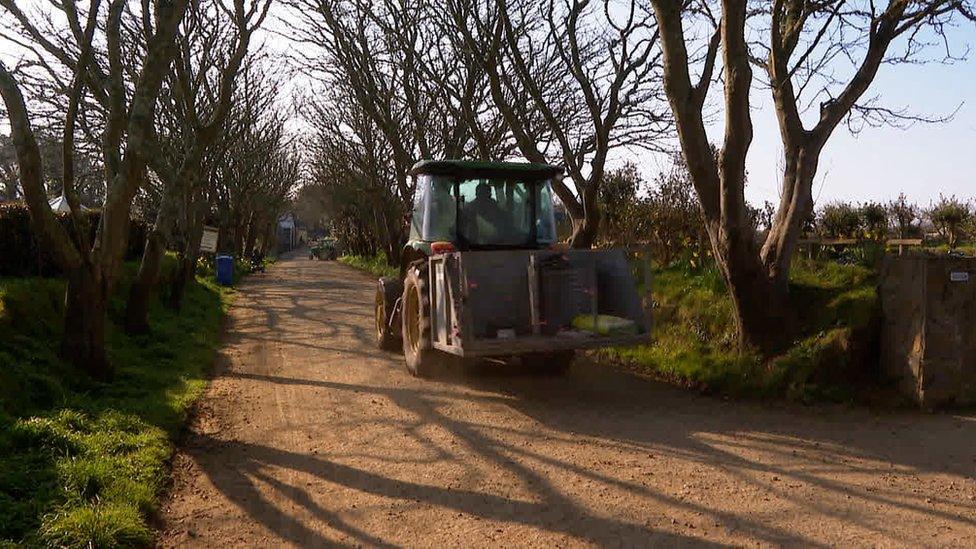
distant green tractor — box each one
[310,238,338,260]
[374,160,651,377]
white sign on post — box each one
[950,271,970,283]
[200,226,219,254]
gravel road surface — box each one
[158,253,976,547]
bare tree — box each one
[124,0,270,334]
[451,0,671,248]
[285,0,517,260]
[0,0,191,378]
[305,85,405,260]
[649,0,975,354]
[203,63,297,292]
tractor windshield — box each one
[413,174,557,248]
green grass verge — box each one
[338,253,398,278]
[0,256,233,547]
[601,259,880,403]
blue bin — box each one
[215,255,234,286]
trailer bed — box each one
[427,249,651,357]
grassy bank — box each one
[0,258,232,546]
[338,253,398,278]
[602,259,880,403]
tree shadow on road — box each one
[173,256,975,547]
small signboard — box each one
[950,271,970,283]
[200,226,219,254]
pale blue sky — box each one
[631,26,976,209]
[746,53,976,208]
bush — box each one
[0,202,146,277]
[887,193,921,239]
[927,194,972,249]
[338,253,398,278]
[817,202,862,239]
[859,202,888,241]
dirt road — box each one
[159,253,976,547]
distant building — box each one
[278,213,297,252]
[48,194,89,213]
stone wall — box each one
[880,256,976,407]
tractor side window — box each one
[410,175,428,241]
[536,181,557,244]
[425,175,456,241]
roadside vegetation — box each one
[338,254,399,278]
[0,257,231,546]
[603,259,879,403]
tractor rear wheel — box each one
[522,351,575,375]
[401,267,441,377]
[375,277,402,351]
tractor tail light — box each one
[431,241,456,254]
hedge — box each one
[0,201,147,277]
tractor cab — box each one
[406,160,561,257]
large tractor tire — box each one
[522,351,575,376]
[401,266,443,377]
[375,277,402,351]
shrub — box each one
[338,252,398,278]
[817,202,861,238]
[598,162,644,247]
[887,193,921,239]
[0,202,146,277]
[927,194,972,249]
[859,202,888,241]
[646,158,710,268]
[601,259,880,402]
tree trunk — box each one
[760,146,820,289]
[568,185,600,249]
[714,240,796,355]
[260,221,275,255]
[244,217,258,258]
[569,217,598,249]
[169,197,207,311]
[124,191,178,334]
[124,231,165,334]
[63,266,112,380]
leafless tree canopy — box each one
[284,0,674,250]
[1,0,973,370]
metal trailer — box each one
[424,248,652,358]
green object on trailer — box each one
[571,314,640,336]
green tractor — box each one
[375,160,651,377]
[309,238,338,260]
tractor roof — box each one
[409,159,562,180]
